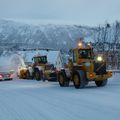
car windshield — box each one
[79,49,92,59]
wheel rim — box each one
[59,74,64,84]
[74,74,80,85]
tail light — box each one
[0,74,3,79]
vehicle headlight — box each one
[19,67,27,70]
[78,42,82,47]
[97,56,103,62]
[22,67,27,70]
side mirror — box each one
[32,58,33,61]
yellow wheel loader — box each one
[18,55,57,81]
[57,41,112,89]
[32,55,57,81]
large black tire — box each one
[95,79,108,87]
[73,71,85,89]
[26,70,31,79]
[58,71,69,87]
[34,70,41,81]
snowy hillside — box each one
[0,19,95,51]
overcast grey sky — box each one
[0,0,120,26]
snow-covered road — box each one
[0,74,120,120]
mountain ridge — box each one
[0,19,95,52]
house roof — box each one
[18,50,48,63]
[47,51,59,64]
[18,50,60,65]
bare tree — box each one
[112,21,120,69]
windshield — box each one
[34,56,47,64]
[79,49,92,59]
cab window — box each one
[79,49,92,59]
[34,56,47,64]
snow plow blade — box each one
[87,71,112,81]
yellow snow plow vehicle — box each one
[57,41,112,89]
[18,55,57,81]
[31,55,57,81]
[18,64,29,79]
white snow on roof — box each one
[47,51,59,64]
[18,50,48,63]
[24,51,36,63]
[18,50,60,64]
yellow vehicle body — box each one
[18,68,28,79]
[87,71,112,81]
[32,62,57,81]
[57,42,112,89]
[70,47,112,81]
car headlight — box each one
[97,56,103,62]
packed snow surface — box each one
[0,73,120,120]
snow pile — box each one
[0,54,25,77]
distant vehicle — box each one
[18,55,57,81]
[31,55,57,81]
[0,72,13,81]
